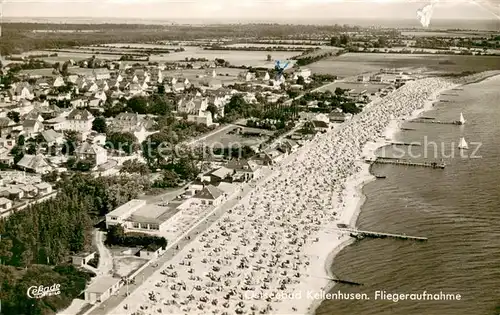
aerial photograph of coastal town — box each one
[0,0,499,314]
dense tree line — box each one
[0,173,149,314]
[1,23,362,55]
[0,264,94,315]
[0,174,150,268]
[220,94,299,124]
[296,90,362,115]
[204,45,305,52]
[295,51,336,66]
[125,95,173,116]
[330,34,350,46]
[105,225,167,249]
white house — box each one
[71,252,96,267]
[22,119,44,137]
[44,116,67,131]
[66,109,94,132]
[293,68,311,80]
[70,97,88,108]
[41,129,64,145]
[76,142,108,166]
[53,76,65,87]
[13,83,35,101]
[139,244,165,259]
[187,111,213,127]
[16,154,52,174]
[84,277,121,304]
[105,199,147,229]
[35,182,53,196]
[0,197,13,215]
[192,185,224,206]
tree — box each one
[330,36,340,46]
[170,157,199,181]
[296,76,305,85]
[376,37,387,48]
[7,111,20,123]
[120,159,150,175]
[267,54,272,61]
[206,104,218,119]
[92,116,107,133]
[340,34,349,45]
[106,132,136,155]
[61,61,70,76]
[126,96,149,114]
[157,84,165,94]
[0,238,13,265]
[335,87,345,96]
[154,170,180,188]
[62,131,78,155]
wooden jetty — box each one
[310,275,363,286]
[368,158,445,169]
[390,141,421,146]
[411,113,465,126]
[410,119,462,125]
[345,228,428,242]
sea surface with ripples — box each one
[316,75,500,315]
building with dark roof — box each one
[193,185,224,206]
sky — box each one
[2,0,499,20]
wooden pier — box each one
[390,141,421,146]
[410,119,463,125]
[344,228,428,242]
[368,158,445,169]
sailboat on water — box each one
[458,137,468,150]
[456,112,466,125]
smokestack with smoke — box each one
[416,0,438,28]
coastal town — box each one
[0,11,499,315]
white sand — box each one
[108,77,457,315]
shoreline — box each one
[304,82,459,315]
[107,75,484,315]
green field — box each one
[308,53,500,77]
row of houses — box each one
[0,172,54,218]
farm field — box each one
[148,49,298,67]
[12,50,123,62]
[12,46,298,67]
[400,31,488,37]
[224,43,321,49]
[308,53,500,77]
[99,43,185,49]
[251,40,329,45]
[161,68,242,85]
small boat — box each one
[375,175,386,179]
[454,112,466,125]
[458,137,468,150]
[458,112,466,125]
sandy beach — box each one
[108,76,461,315]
